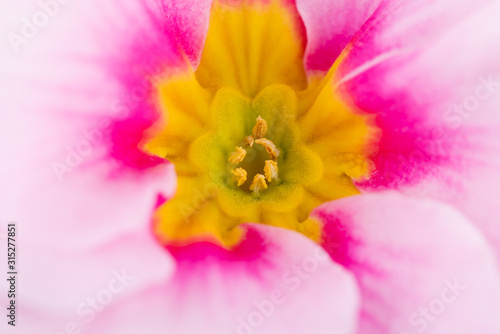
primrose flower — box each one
[2,0,500,333]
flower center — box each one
[142,0,377,248]
[229,116,280,193]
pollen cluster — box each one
[228,116,279,193]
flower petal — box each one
[79,224,358,334]
[16,229,174,311]
[296,0,382,73]
[0,0,211,246]
[195,0,308,97]
[0,228,174,334]
[332,0,500,261]
[311,192,500,334]
[161,0,214,67]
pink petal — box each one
[75,224,359,334]
[1,0,189,171]
[0,0,212,246]
[0,228,174,334]
[161,0,213,67]
[0,1,201,328]
[296,0,382,73]
[15,229,174,311]
[332,0,500,260]
[312,192,500,334]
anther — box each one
[255,138,280,160]
[228,147,246,165]
[252,116,267,139]
[231,168,248,186]
[250,174,268,194]
[264,160,278,182]
[243,135,255,147]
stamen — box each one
[264,160,278,182]
[243,135,255,147]
[252,116,267,139]
[231,168,248,186]
[228,146,246,165]
[250,174,268,194]
[255,138,280,160]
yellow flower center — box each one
[144,0,376,247]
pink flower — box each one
[2,0,500,333]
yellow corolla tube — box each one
[145,0,376,247]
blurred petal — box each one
[161,0,214,67]
[312,192,500,334]
[19,230,174,311]
[0,0,213,246]
[83,224,359,334]
[296,0,382,73]
[0,227,174,334]
[332,0,500,260]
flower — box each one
[2,0,500,333]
